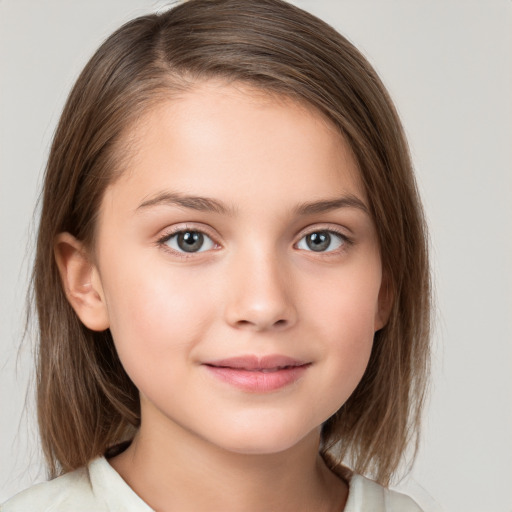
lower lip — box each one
[204,365,310,393]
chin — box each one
[207,423,319,457]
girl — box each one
[2,0,431,510]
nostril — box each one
[233,318,288,330]
[236,320,252,327]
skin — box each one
[56,81,390,512]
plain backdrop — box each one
[1,1,511,511]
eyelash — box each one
[296,227,353,255]
[156,225,220,259]
[156,225,353,258]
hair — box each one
[33,0,430,486]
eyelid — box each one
[294,224,354,252]
[156,223,222,257]
[154,222,353,258]
[295,223,352,241]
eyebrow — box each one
[137,191,368,217]
[294,195,369,216]
[137,192,235,215]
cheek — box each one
[299,262,381,411]
[100,262,216,381]
[302,257,382,340]
[320,297,375,386]
[327,278,379,368]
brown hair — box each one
[34,0,430,485]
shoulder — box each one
[345,473,424,512]
[0,466,97,512]
[1,457,153,512]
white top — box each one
[1,456,423,511]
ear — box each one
[374,272,393,332]
[54,232,110,331]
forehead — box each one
[105,80,366,212]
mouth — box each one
[202,355,311,393]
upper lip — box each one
[203,355,309,370]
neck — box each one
[110,416,347,512]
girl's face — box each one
[84,82,388,455]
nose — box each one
[223,247,297,332]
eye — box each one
[296,230,346,253]
[163,230,216,253]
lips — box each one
[202,355,311,392]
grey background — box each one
[1,1,511,511]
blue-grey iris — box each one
[177,231,204,252]
[306,232,331,251]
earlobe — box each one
[54,232,110,331]
[374,273,393,332]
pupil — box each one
[306,232,330,252]
[178,231,204,252]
